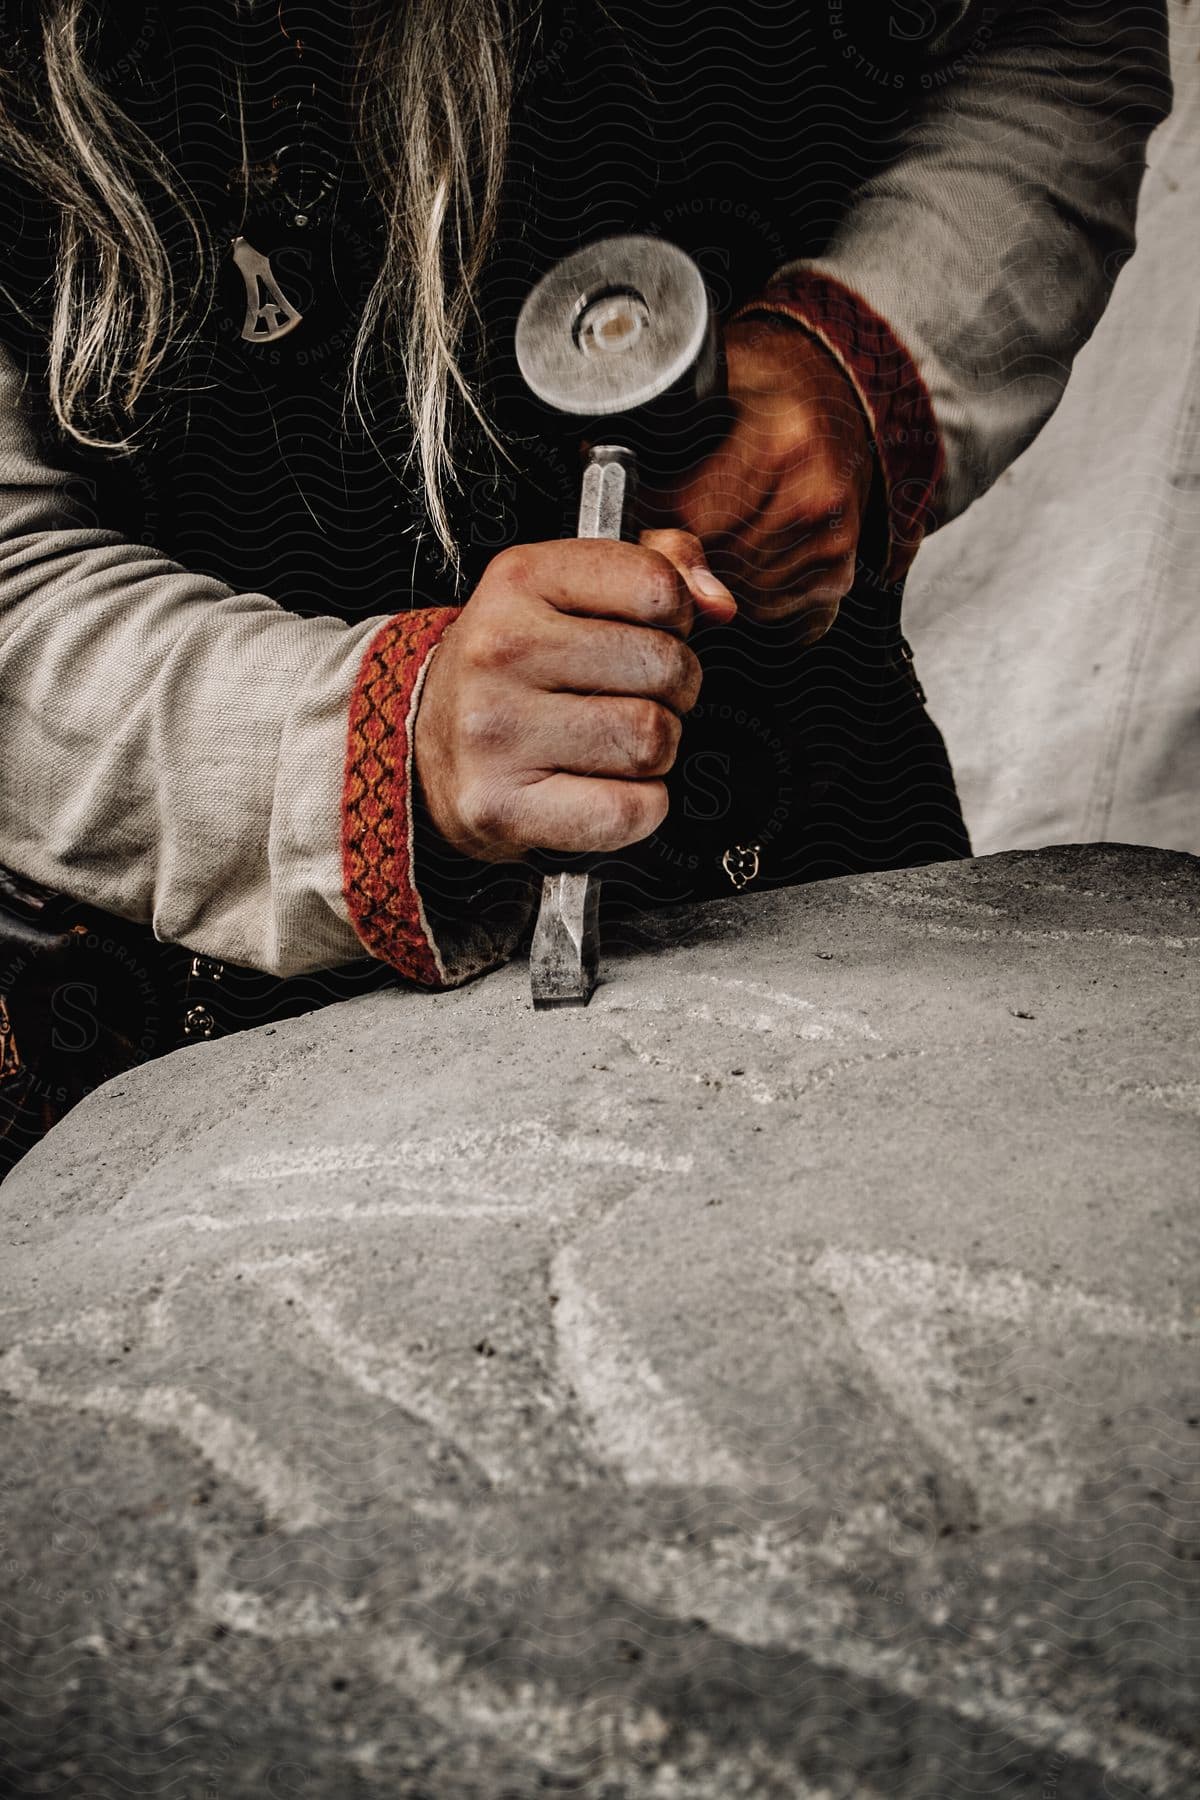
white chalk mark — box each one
[214,1118,691,1189]
[364,1623,861,1800]
[236,1260,533,1488]
[812,1247,1194,1519]
[191,1538,367,1639]
[21,1305,126,1353]
[1115,1079,1200,1118]
[601,1541,1198,1799]
[601,973,885,1101]
[145,1199,538,1234]
[697,975,880,1040]
[812,1247,1193,1345]
[864,914,1199,951]
[618,1033,782,1104]
[240,1267,472,1467]
[551,1246,748,1490]
[145,1271,187,1347]
[848,877,1006,917]
[0,1345,325,1528]
[847,874,1200,953]
[618,1037,932,1106]
[602,979,878,1043]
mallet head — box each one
[515,234,718,428]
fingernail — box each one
[692,570,735,604]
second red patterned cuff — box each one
[734,270,944,583]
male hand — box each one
[644,317,874,639]
[414,532,736,862]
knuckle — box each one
[642,555,687,624]
[796,600,840,645]
[602,780,664,847]
[456,620,495,671]
[458,703,511,754]
[489,544,533,591]
[629,701,679,774]
[652,527,700,563]
[460,777,511,840]
[634,780,670,838]
[825,516,856,555]
[460,636,492,676]
[459,611,529,673]
[670,643,703,710]
[481,621,531,672]
[809,554,856,602]
[832,552,857,591]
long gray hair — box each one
[0,0,517,568]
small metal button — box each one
[721,843,762,892]
[183,1005,216,1039]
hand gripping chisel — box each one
[514,235,719,1008]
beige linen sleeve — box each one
[741,0,1171,570]
[0,338,399,978]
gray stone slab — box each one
[1,844,1198,1798]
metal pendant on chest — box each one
[230,236,304,343]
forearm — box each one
[0,343,524,982]
[3,557,372,975]
[740,0,1171,570]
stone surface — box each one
[1,844,1198,1799]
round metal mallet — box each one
[516,234,718,423]
[515,235,718,1008]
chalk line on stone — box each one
[811,1246,1194,1518]
[597,1541,1196,1799]
[0,1345,326,1528]
[550,1245,749,1490]
[209,1121,692,1190]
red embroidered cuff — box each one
[734,272,943,582]
[342,607,460,985]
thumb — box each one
[639,526,737,624]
